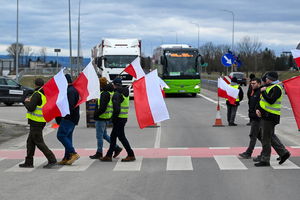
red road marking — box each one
[0,147,299,159]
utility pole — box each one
[16,0,19,82]
[222,9,235,72]
[68,0,73,76]
[77,0,81,76]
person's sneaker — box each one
[100,156,112,162]
[246,122,251,126]
[113,147,123,158]
[121,156,136,162]
[239,152,251,159]
[19,163,34,168]
[253,156,261,162]
[228,123,237,126]
[279,152,290,165]
[65,153,80,165]
[89,152,103,159]
[58,158,69,165]
[276,157,281,161]
[254,161,270,167]
[43,162,57,169]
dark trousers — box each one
[227,104,238,124]
[25,125,56,164]
[260,119,289,162]
[245,120,260,155]
[106,118,134,157]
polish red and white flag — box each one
[291,49,300,67]
[133,70,170,129]
[223,75,231,84]
[217,77,239,105]
[124,57,145,79]
[42,69,70,122]
[73,60,100,106]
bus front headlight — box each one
[194,85,200,89]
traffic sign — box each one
[221,53,234,67]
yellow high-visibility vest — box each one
[26,91,46,122]
[259,84,283,115]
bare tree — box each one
[22,46,34,67]
[39,47,47,62]
[6,43,24,71]
[236,36,262,73]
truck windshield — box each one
[164,52,198,76]
[104,55,138,68]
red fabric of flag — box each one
[283,75,300,130]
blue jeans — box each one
[57,119,76,159]
[95,120,118,153]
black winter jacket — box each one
[248,87,261,121]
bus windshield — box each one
[164,52,198,76]
[104,55,137,68]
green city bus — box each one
[153,44,203,97]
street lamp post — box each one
[16,0,19,82]
[54,49,61,71]
[191,22,200,51]
[222,9,235,72]
[68,0,73,76]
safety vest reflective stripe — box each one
[98,91,113,119]
[26,91,46,122]
[259,84,283,115]
[118,95,129,118]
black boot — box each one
[254,161,270,167]
[113,147,123,158]
[89,152,103,159]
[19,163,34,168]
[279,152,290,165]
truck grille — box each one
[109,74,133,81]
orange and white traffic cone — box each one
[213,104,224,127]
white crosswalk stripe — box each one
[59,157,95,172]
[270,156,300,169]
[113,156,143,171]
[0,156,300,172]
[5,157,47,172]
[166,156,193,171]
[214,155,247,170]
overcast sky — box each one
[0,0,299,57]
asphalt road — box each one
[0,88,300,200]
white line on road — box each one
[214,155,247,170]
[166,156,193,171]
[270,156,300,169]
[113,156,143,171]
[59,157,95,172]
[5,157,47,172]
[154,122,162,148]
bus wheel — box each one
[191,93,197,97]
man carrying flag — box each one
[19,78,57,169]
[56,74,81,165]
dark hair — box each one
[266,71,278,81]
[65,74,72,83]
[251,78,261,84]
[34,78,44,87]
[231,77,238,83]
[249,73,255,80]
[113,77,122,86]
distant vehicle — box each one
[0,76,34,106]
[229,72,247,86]
[152,44,203,97]
[91,38,142,95]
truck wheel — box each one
[4,102,14,106]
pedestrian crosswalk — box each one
[1,155,300,173]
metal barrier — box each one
[201,79,217,92]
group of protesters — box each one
[18,70,290,169]
[19,75,135,169]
